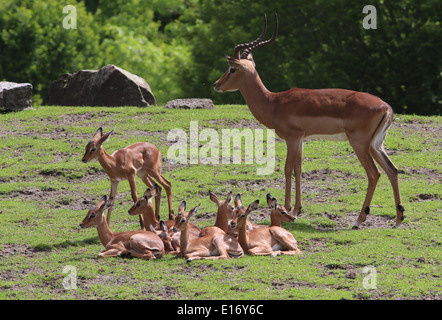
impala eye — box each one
[180,219,186,223]
[230,67,236,74]
[90,147,97,152]
[90,214,96,218]
[281,211,287,215]
[135,202,141,207]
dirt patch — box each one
[0,244,37,258]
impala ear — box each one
[99,130,113,144]
[246,200,260,214]
[98,195,110,211]
[208,191,220,206]
[179,200,186,213]
[234,194,242,208]
[92,127,103,140]
[266,193,278,208]
[189,204,200,217]
[226,191,233,204]
[244,53,255,67]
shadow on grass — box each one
[33,236,99,251]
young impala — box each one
[149,221,175,254]
[82,127,173,228]
[79,195,165,259]
[199,191,236,237]
[128,185,201,251]
[266,193,296,227]
[173,203,244,262]
[230,200,302,256]
[214,14,405,229]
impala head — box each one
[82,127,113,163]
[214,13,278,93]
[266,193,296,223]
[128,184,159,216]
[230,199,259,229]
[149,221,174,252]
[173,201,200,232]
[79,195,113,228]
[209,190,234,218]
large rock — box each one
[164,98,214,109]
[49,64,156,107]
[0,82,33,111]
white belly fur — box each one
[304,132,348,141]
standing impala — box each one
[214,14,405,229]
[82,127,173,228]
[79,195,165,259]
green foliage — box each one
[0,0,440,113]
[178,0,442,114]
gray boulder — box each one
[49,64,156,107]
[164,98,214,109]
[0,82,33,111]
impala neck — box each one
[97,147,117,177]
[143,206,159,229]
[180,223,190,254]
[239,71,274,129]
[237,221,249,251]
[214,210,229,232]
[96,215,113,247]
[270,214,281,227]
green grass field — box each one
[0,105,440,300]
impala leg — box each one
[370,145,404,227]
[284,138,303,214]
[107,180,119,226]
[128,175,145,230]
[270,229,302,254]
[293,140,304,215]
[98,248,121,258]
[139,172,162,221]
[349,140,380,229]
[149,170,173,220]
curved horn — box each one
[240,13,278,59]
[233,14,268,59]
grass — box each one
[0,105,440,300]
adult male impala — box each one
[214,14,405,229]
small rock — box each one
[164,98,214,109]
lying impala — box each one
[234,193,267,231]
[214,14,405,229]
[173,203,244,262]
[266,193,296,227]
[149,221,175,254]
[230,200,302,256]
[128,185,201,251]
[79,195,165,259]
[82,127,173,229]
[199,191,235,236]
